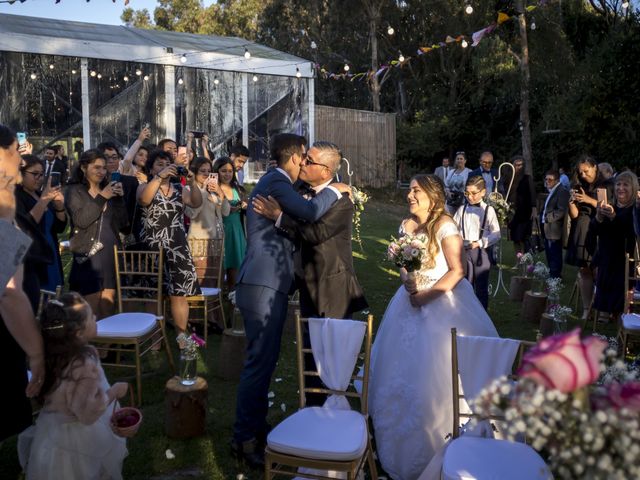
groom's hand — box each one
[252,195,282,221]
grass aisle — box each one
[1,192,617,479]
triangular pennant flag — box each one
[497,12,510,24]
[418,47,432,55]
[375,66,389,77]
[455,35,464,42]
[445,35,456,43]
[526,5,537,11]
[472,27,490,47]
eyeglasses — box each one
[304,154,329,169]
[24,170,44,178]
[544,177,556,183]
[464,189,484,197]
[456,151,465,155]
[104,155,120,161]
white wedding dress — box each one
[369,221,498,480]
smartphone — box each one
[16,132,27,146]
[208,173,218,183]
[190,131,205,139]
[142,122,150,130]
[596,187,607,205]
[50,172,61,188]
[110,172,121,183]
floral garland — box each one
[351,186,369,251]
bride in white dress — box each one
[369,174,498,480]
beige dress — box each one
[185,185,230,240]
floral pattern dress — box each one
[142,185,200,297]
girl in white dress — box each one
[368,174,498,480]
[18,292,129,480]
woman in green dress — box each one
[214,157,247,291]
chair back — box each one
[36,285,63,321]
[114,246,164,317]
[451,328,534,438]
[188,238,224,289]
[295,313,373,414]
[624,248,640,313]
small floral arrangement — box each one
[387,234,428,272]
[471,329,640,479]
[517,252,534,277]
[351,186,369,250]
[546,277,563,296]
[532,261,550,281]
[176,332,205,358]
[486,192,512,227]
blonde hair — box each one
[410,174,452,270]
[615,170,638,205]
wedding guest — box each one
[566,155,614,320]
[469,151,498,194]
[230,145,250,186]
[119,126,151,182]
[42,146,67,186]
[158,138,178,162]
[540,170,570,279]
[66,150,128,319]
[454,175,500,309]
[590,171,637,322]
[445,151,471,213]
[0,124,45,443]
[185,157,229,241]
[559,166,571,189]
[434,157,450,184]
[138,150,202,338]
[507,156,537,255]
[598,162,614,181]
[368,174,497,480]
[18,293,129,479]
[214,156,246,291]
[15,155,66,309]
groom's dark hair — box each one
[270,134,307,167]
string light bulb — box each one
[398,52,405,62]
[135,69,142,76]
[30,73,37,80]
[296,67,302,78]
[310,41,317,50]
[90,70,97,77]
[461,39,468,48]
[530,18,536,30]
[387,25,395,35]
[143,75,149,81]
[180,54,187,63]
[213,77,219,85]
[177,78,184,85]
[123,75,129,82]
[343,63,350,72]
[49,64,54,70]
[252,75,258,82]
[622,0,629,8]
[71,69,77,75]
[97,73,102,79]
[465,4,473,14]
[244,48,251,59]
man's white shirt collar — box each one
[276,167,292,183]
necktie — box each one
[46,161,53,176]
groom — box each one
[232,134,351,467]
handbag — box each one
[75,213,104,264]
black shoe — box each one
[230,438,265,469]
[255,423,272,450]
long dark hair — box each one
[20,154,44,173]
[69,149,107,188]
[38,292,98,403]
[574,154,603,189]
[213,156,244,194]
[0,124,16,149]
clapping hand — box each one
[252,195,282,221]
[596,200,615,221]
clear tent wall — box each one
[0,51,309,177]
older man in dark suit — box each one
[469,151,499,195]
[541,169,570,278]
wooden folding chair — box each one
[264,313,378,480]
[186,238,226,346]
[618,251,640,358]
[93,246,175,405]
[36,285,62,321]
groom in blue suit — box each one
[231,133,350,466]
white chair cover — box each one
[308,317,366,410]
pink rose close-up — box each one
[518,328,607,393]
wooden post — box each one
[522,291,548,324]
[509,276,532,302]
[539,313,555,337]
[164,376,208,438]
[214,327,247,381]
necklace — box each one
[159,183,171,197]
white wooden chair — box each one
[264,314,378,480]
[93,246,175,405]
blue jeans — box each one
[233,284,288,443]
[545,238,563,278]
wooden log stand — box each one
[522,291,548,325]
[509,276,532,302]
[539,313,555,337]
[165,376,208,439]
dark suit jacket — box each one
[119,174,140,236]
[469,167,502,195]
[279,193,368,319]
[43,159,68,186]
[542,185,570,241]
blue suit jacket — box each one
[237,169,339,294]
[469,167,502,194]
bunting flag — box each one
[497,12,511,24]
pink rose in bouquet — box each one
[518,328,607,393]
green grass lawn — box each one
[0,189,618,479]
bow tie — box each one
[467,202,482,207]
[299,184,316,198]
[482,170,491,175]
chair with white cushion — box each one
[440,328,551,480]
[185,238,226,346]
[618,252,640,357]
[264,314,378,480]
[36,285,62,321]
[93,246,175,405]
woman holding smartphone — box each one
[185,157,230,240]
[213,157,246,292]
[566,155,614,320]
[66,149,128,319]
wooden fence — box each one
[315,105,396,188]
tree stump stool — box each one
[522,291,548,325]
[165,376,208,439]
[214,327,247,381]
[283,301,300,336]
[539,313,555,337]
[509,276,532,302]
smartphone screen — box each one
[110,172,121,183]
[16,132,27,146]
[50,172,61,188]
[208,173,218,183]
[596,188,607,205]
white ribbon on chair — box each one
[308,318,367,410]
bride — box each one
[369,174,498,480]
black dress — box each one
[565,179,615,267]
[591,204,636,314]
[507,174,536,243]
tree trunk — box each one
[368,16,381,112]
[517,0,534,177]
[164,376,208,438]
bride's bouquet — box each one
[387,234,428,272]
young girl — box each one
[453,175,501,310]
[18,292,129,480]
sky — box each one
[0,0,197,26]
